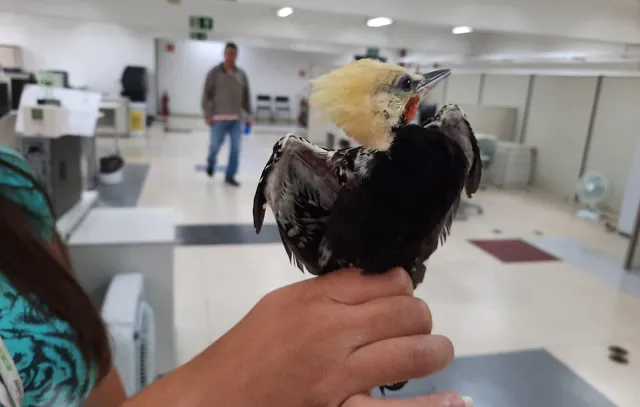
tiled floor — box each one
[97,118,640,407]
[374,349,617,407]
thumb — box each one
[342,392,473,407]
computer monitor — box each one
[0,82,9,118]
[9,73,37,110]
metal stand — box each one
[455,200,484,221]
[624,200,640,271]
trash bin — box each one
[129,102,147,137]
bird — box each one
[253,59,482,393]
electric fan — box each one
[575,170,609,221]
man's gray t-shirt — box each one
[201,63,252,120]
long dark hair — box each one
[0,162,111,383]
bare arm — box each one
[83,365,127,407]
[119,357,208,407]
[83,269,465,407]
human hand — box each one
[195,268,471,407]
[205,116,214,126]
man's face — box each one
[224,47,237,65]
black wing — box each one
[253,135,369,275]
[323,124,469,286]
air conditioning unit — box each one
[101,273,156,397]
[489,141,534,189]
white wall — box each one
[444,74,482,104]
[0,12,157,113]
[523,76,599,198]
[157,39,348,118]
[425,78,446,105]
[585,77,640,211]
[480,74,531,140]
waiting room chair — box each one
[255,95,273,123]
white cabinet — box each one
[490,141,534,189]
[68,208,177,375]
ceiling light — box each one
[367,17,393,27]
[452,26,473,34]
[277,7,293,17]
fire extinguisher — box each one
[161,92,170,131]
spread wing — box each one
[253,135,369,275]
[322,123,471,288]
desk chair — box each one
[274,96,291,122]
[255,95,273,123]
[454,137,497,220]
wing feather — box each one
[253,135,368,275]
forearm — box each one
[119,350,216,407]
[83,365,126,407]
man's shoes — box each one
[225,178,241,187]
[206,166,213,177]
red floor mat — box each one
[469,238,559,263]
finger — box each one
[318,267,414,305]
[343,393,473,407]
[347,296,432,347]
[343,335,454,391]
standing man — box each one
[201,42,252,186]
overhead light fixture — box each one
[452,26,473,34]
[367,17,393,27]
[277,7,293,17]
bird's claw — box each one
[379,381,408,397]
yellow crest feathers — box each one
[310,59,409,150]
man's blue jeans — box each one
[208,120,242,180]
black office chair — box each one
[418,103,438,126]
[255,95,273,123]
[274,96,291,123]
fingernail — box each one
[449,395,474,407]
[461,396,474,407]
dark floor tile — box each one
[470,238,559,263]
[374,349,615,407]
[176,223,281,246]
[96,164,150,208]
[194,163,227,172]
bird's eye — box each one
[397,75,412,91]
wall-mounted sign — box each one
[190,32,208,41]
[189,16,213,41]
[366,47,380,58]
[190,16,214,31]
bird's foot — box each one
[379,381,408,396]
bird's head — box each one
[310,59,451,150]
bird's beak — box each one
[416,69,452,94]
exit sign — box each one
[190,16,213,31]
[190,31,208,41]
[366,47,380,57]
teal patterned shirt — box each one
[0,277,96,407]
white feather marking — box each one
[319,244,332,267]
